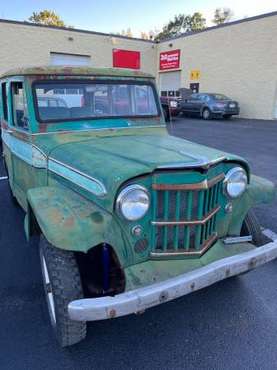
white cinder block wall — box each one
[0,21,157,75]
[0,12,277,120]
[157,14,277,119]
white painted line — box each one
[263,228,277,241]
[0,176,8,181]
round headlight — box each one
[116,185,150,221]
[224,167,247,198]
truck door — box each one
[4,80,33,209]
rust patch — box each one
[48,208,64,224]
[1,120,8,130]
[12,130,29,142]
[39,123,48,133]
[153,173,225,191]
[248,258,257,269]
[109,309,116,318]
[64,216,75,228]
[90,212,104,224]
[225,268,231,277]
[159,291,168,302]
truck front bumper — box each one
[68,240,277,321]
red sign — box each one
[113,49,140,69]
[159,49,181,70]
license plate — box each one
[229,103,236,108]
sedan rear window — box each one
[34,81,158,122]
[211,94,229,100]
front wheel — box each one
[202,108,211,120]
[241,209,264,246]
[39,235,87,347]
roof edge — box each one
[158,10,277,43]
[0,18,155,43]
[0,10,276,45]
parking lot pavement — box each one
[1,117,277,370]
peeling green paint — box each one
[1,69,276,288]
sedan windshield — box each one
[34,81,159,122]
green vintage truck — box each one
[1,66,276,347]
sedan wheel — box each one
[202,108,211,120]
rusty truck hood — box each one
[37,128,248,209]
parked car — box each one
[160,96,181,121]
[1,66,276,347]
[180,93,240,119]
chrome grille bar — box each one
[151,172,224,258]
[151,205,220,226]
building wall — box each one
[157,14,277,120]
[0,14,277,120]
[0,21,157,75]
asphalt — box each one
[0,117,277,370]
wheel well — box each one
[201,106,210,114]
[75,244,126,298]
[28,205,126,297]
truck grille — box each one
[150,173,224,257]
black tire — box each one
[241,209,264,246]
[202,108,211,120]
[39,235,87,347]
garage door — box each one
[159,71,181,97]
[50,52,91,66]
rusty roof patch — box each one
[0,66,155,79]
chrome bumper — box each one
[68,241,277,321]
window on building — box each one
[11,82,29,130]
[1,82,8,121]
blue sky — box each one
[0,0,276,36]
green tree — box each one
[155,12,206,41]
[189,12,207,31]
[28,10,68,27]
[212,8,233,25]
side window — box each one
[1,82,8,121]
[11,82,29,130]
[199,95,208,102]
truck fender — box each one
[226,175,276,236]
[25,186,135,267]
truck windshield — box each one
[34,81,159,122]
